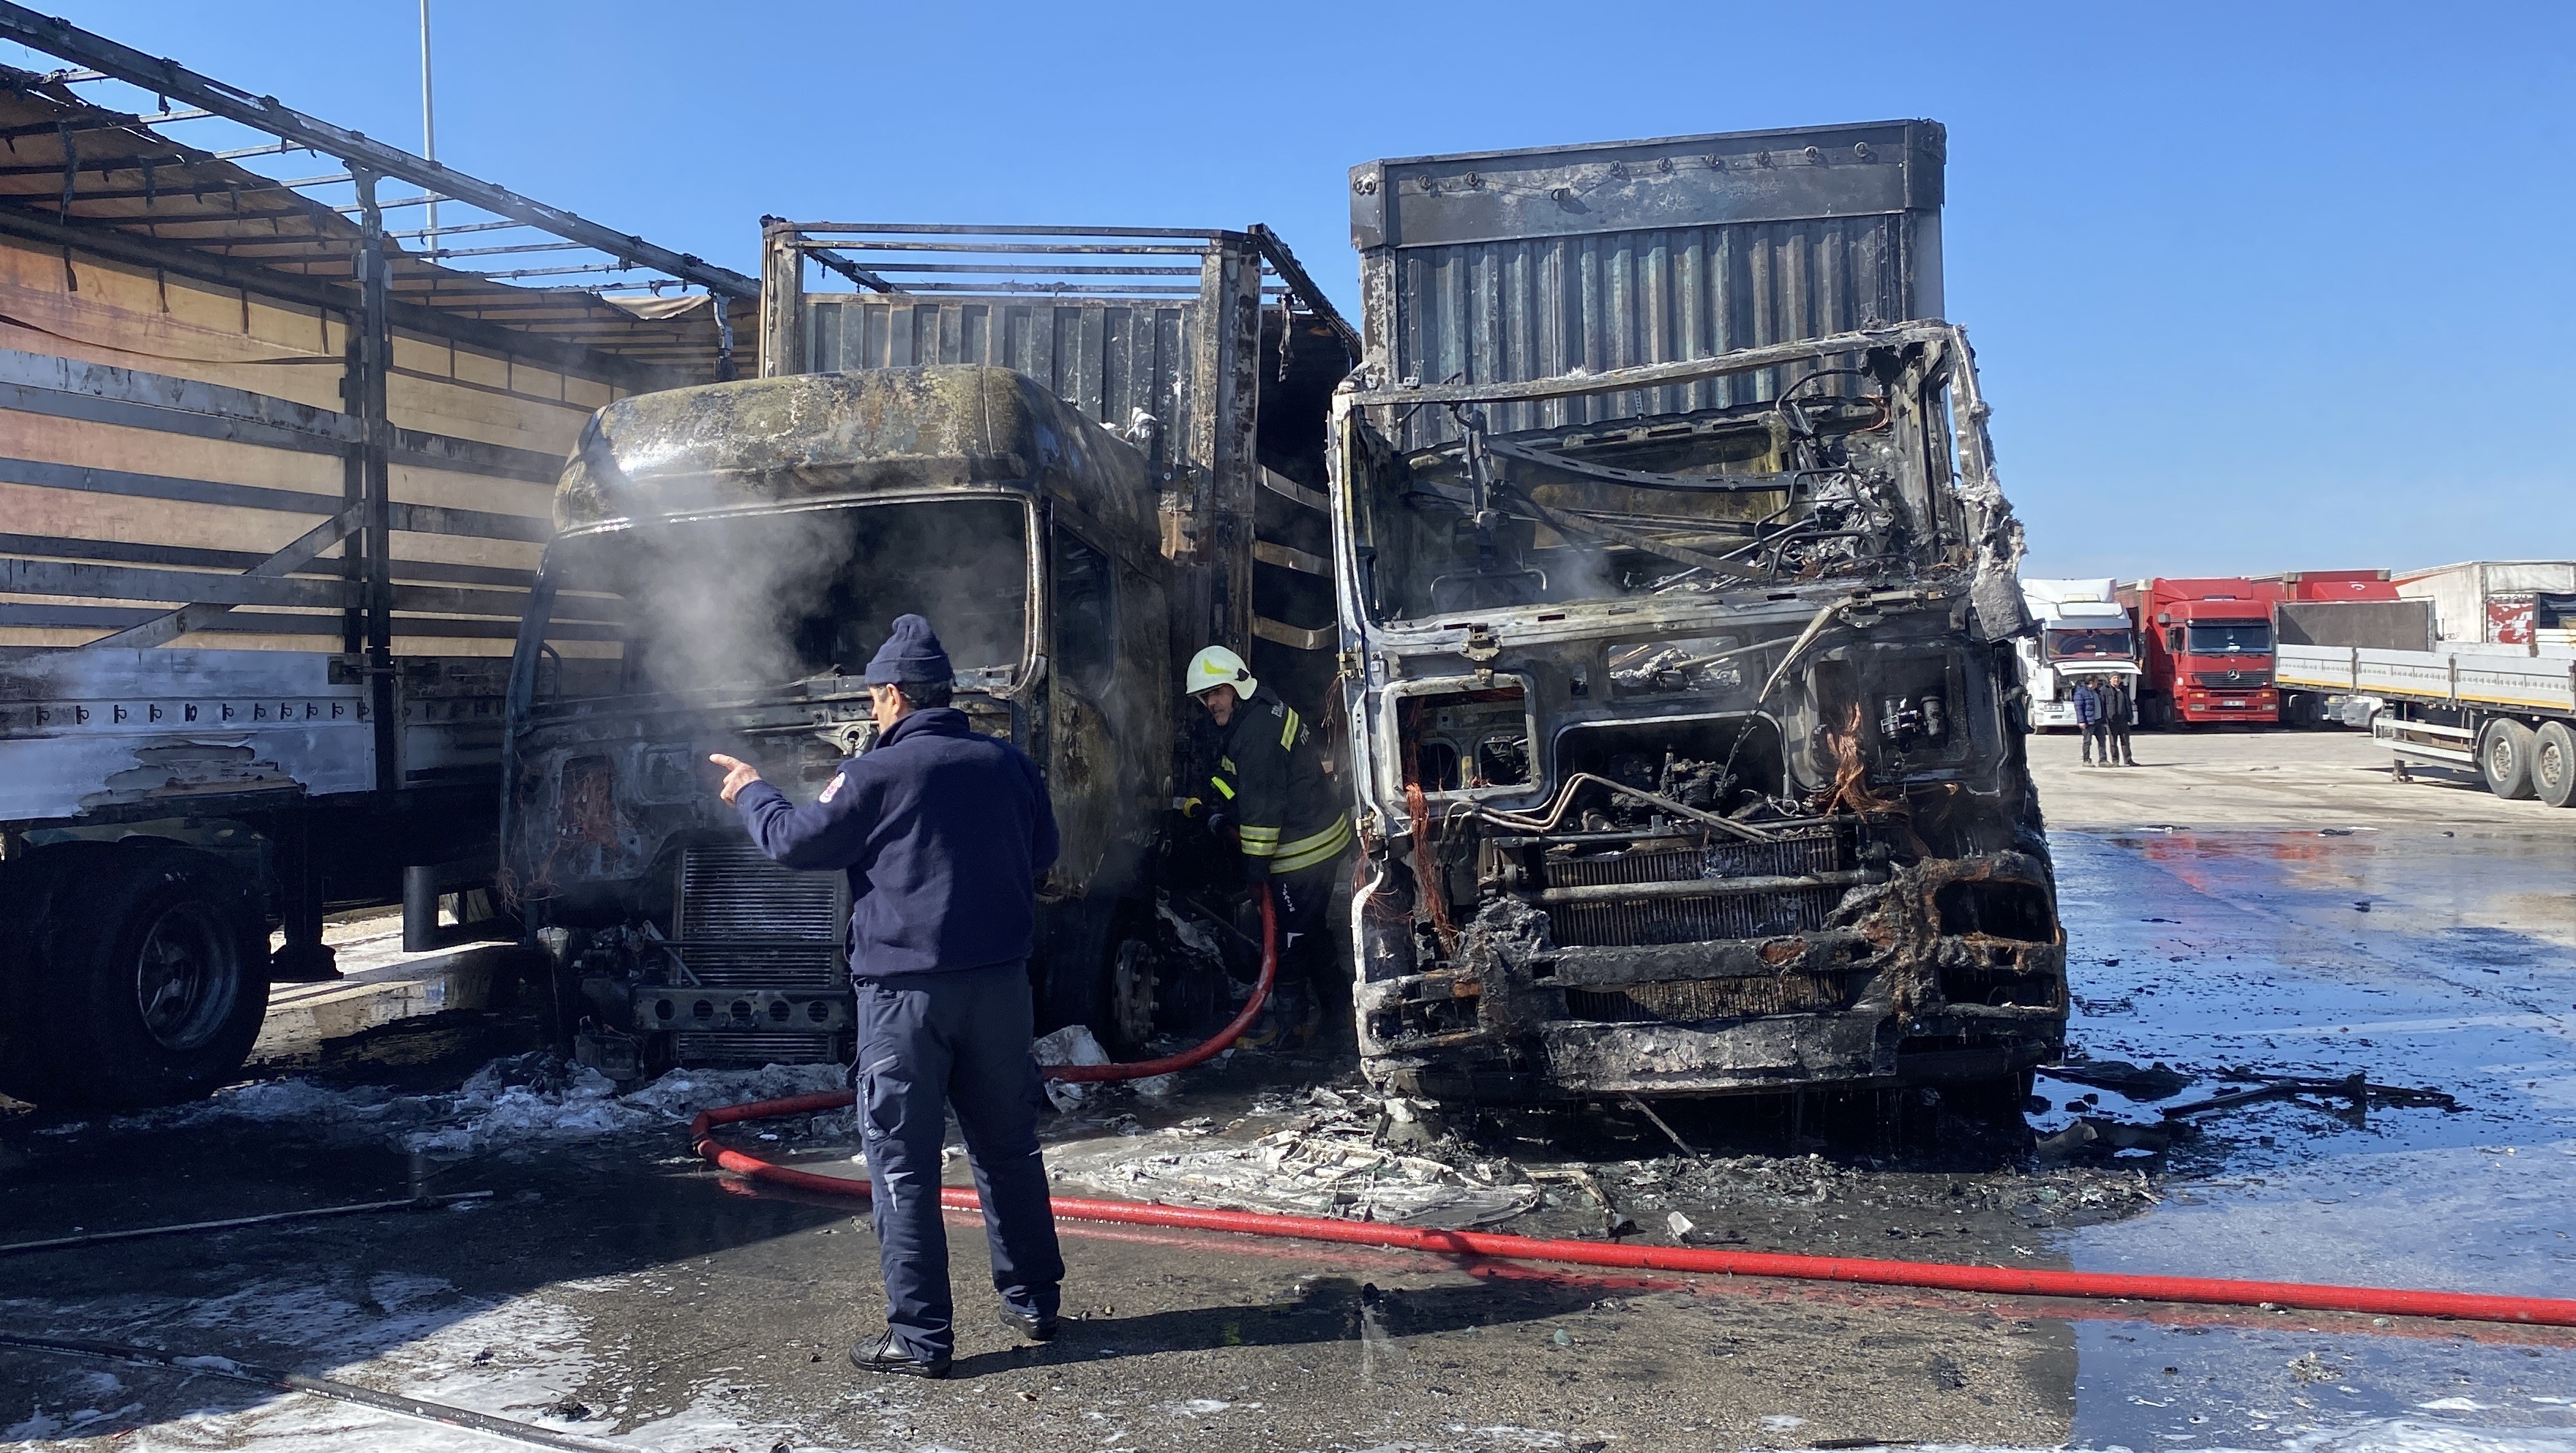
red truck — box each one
[2118,578,2286,726]
[2264,569,2400,605]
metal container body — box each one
[1352,121,1945,451]
[806,297,1202,467]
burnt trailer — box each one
[501,225,1358,1074]
[0,13,745,1108]
[1330,124,2064,1105]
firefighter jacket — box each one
[1210,689,1351,878]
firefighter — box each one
[709,614,1063,1380]
[1184,645,1352,1043]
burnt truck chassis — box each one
[1330,324,2065,1105]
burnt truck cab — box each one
[1330,323,2065,1105]
[501,364,1172,1075]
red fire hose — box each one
[686,890,2576,1331]
[1045,889,1279,1083]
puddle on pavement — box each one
[2048,826,2576,1446]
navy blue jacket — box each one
[2071,683,2105,726]
[734,707,1058,980]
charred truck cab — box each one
[1326,121,2062,1107]
[1331,326,2064,1105]
[501,367,1172,1076]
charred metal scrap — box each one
[1330,323,2066,1105]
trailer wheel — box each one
[34,845,271,1108]
[2532,721,2576,808]
[2479,719,2538,801]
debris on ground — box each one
[2034,1116,2180,1163]
[1044,1085,1540,1228]
[2161,1070,2459,1121]
[1031,1025,1113,1111]
[2043,1058,2198,1101]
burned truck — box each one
[501,222,1360,1075]
[1330,125,2063,1106]
[501,367,1177,1073]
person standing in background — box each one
[2073,677,2108,767]
[2101,674,2138,766]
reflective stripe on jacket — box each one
[1212,690,1351,876]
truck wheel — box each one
[2533,721,2576,808]
[34,846,271,1108]
[1103,939,1161,1055]
[2479,719,2538,801]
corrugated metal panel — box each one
[804,296,1198,446]
[1354,120,1944,451]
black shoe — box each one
[850,1331,950,1379]
[997,1304,1060,1342]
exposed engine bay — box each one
[1333,324,2066,1105]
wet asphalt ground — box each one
[2,728,2572,1452]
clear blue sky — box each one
[13,1,2572,582]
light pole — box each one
[419,0,437,255]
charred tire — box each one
[31,845,271,1108]
[2533,721,2576,808]
[2479,718,2538,801]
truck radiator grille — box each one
[2192,670,2269,688]
[673,841,847,988]
[1566,972,1857,1024]
[675,1031,843,1067]
[1543,833,1846,948]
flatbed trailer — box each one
[2275,641,2576,805]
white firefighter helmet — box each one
[1184,645,1257,701]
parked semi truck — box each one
[2117,577,2283,727]
[2016,579,2140,730]
[497,222,1359,1076]
[0,29,744,1108]
[1330,122,2065,1107]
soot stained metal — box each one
[1330,322,2063,1105]
[502,366,1176,1075]
[1329,121,2058,1108]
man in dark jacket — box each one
[2100,675,2138,766]
[1184,645,1352,1043]
[709,614,1062,1380]
[2072,678,2107,766]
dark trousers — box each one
[2108,723,2135,764]
[1271,861,1344,1009]
[2081,721,2109,762]
[855,960,1063,1361]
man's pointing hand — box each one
[709,753,763,805]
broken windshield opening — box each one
[525,498,1033,705]
[1350,376,1950,625]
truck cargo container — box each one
[2016,579,2139,730]
[0,18,744,1106]
[1332,122,2064,1108]
[2117,577,2283,727]
[2393,561,2576,651]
